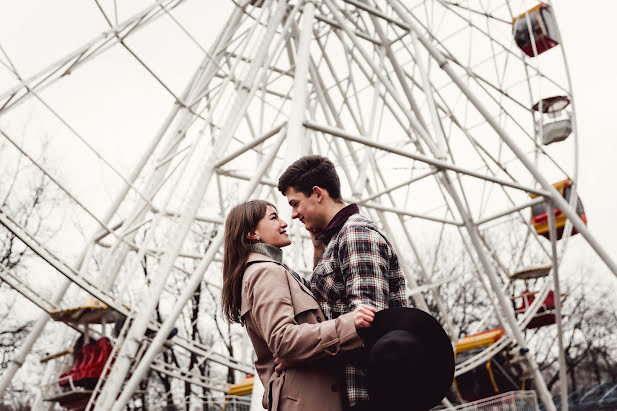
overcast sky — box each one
[0,1,616,283]
[549,1,617,278]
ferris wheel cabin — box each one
[529,179,587,240]
[454,328,530,402]
[532,96,573,145]
[43,299,122,410]
[513,3,560,57]
[223,375,254,410]
[509,266,563,330]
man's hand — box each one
[274,355,294,373]
[353,304,376,329]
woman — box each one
[222,200,375,410]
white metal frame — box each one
[0,1,615,410]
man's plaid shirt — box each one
[310,210,407,407]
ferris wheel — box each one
[0,1,615,410]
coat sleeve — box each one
[247,263,363,361]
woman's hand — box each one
[310,229,325,254]
[310,229,326,268]
[353,304,376,329]
[274,355,294,373]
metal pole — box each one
[391,0,617,280]
[285,0,313,158]
[357,1,429,133]
[370,161,457,339]
[111,129,287,411]
[0,90,175,393]
[93,3,290,408]
[442,172,556,411]
[303,120,547,197]
[307,52,433,311]
[98,5,246,292]
[325,3,553,404]
[279,0,314,263]
[408,31,448,157]
[316,27,521,348]
[548,203,569,411]
[0,0,181,117]
[387,2,558,408]
[0,279,70,396]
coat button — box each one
[316,317,322,323]
[331,384,337,392]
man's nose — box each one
[291,210,299,219]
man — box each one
[278,155,407,411]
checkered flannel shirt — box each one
[310,213,407,407]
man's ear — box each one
[312,186,324,203]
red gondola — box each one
[513,3,559,57]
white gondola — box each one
[533,96,572,145]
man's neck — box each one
[323,201,347,227]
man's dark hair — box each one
[278,155,343,201]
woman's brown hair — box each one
[222,200,274,323]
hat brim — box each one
[362,307,454,410]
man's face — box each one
[284,187,327,232]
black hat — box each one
[361,307,454,411]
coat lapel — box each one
[289,270,315,298]
[247,253,316,299]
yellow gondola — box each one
[454,328,529,402]
[529,179,586,240]
[223,375,254,411]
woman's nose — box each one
[281,220,288,228]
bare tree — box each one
[535,275,617,394]
[0,139,60,405]
[418,224,617,403]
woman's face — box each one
[252,205,291,247]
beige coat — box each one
[241,253,363,410]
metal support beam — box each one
[548,203,569,411]
[387,3,558,408]
[391,0,617,281]
[0,0,183,117]
[94,3,291,408]
[214,122,286,168]
[286,0,314,158]
[112,124,287,411]
[304,120,548,197]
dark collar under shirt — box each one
[316,203,360,245]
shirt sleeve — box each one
[338,225,392,311]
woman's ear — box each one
[247,231,260,241]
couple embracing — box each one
[222,156,453,411]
